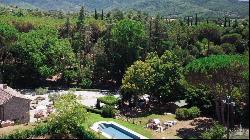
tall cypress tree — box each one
[191,17,193,26]
[228,18,231,27]
[77,6,85,30]
[94,9,98,20]
[65,17,71,38]
[101,9,104,20]
[195,13,198,26]
[224,17,227,27]
[153,15,161,54]
[233,19,239,28]
[187,16,190,26]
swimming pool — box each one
[91,121,148,139]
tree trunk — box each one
[221,100,226,125]
[215,100,222,123]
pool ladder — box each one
[99,124,106,130]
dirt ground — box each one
[0,124,35,136]
[151,120,194,139]
[151,117,213,139]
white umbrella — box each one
[36,105,47,110]
[153,119,161,125]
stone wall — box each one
[2,97,30,123]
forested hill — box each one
[0,0,249,17]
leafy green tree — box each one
[221,33,242,44]
[122,51,185,104]
[49,93,88,135]
[146,51,185,103]
[185,55,249,124]
[59,17,73,39]
[195,23,222,55]
[0,22,18,84]
[110,19,146,83]
[0,22,17,47]
[185,85,214,116]
[121,61,155,102]
[12,28,76,80]
[112,9,124,21]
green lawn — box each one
[85,112,177,139]
[85,112,153,138]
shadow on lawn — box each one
[119,101,181,118]
[176,118,214,139]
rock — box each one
[35,97,46,101]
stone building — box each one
[0,84,31,123]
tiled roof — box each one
[0,84,30,105]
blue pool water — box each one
[99,123,141,139]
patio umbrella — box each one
[36,105,47,110]
[153,119,161,125]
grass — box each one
[84,112,178,139]
[0,113,178,139]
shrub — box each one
[209,45,225,55]
[35,87,48,95]
[0,123,50,139]
[79,79,92,88]
[83,105,103,115]
[221,43,236,54]
[101,105,118,118]
[221,33,242,44]
[189,107,201,118]
[176,107,201,120]
[48,93,60,103]
[49,93,87,134]
[176,108,190,120]
[98,95,119,106]
[201,122,225,139]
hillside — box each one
[0,0,249,17]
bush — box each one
[185,86,214,116]
[83,105,103,115]
[209,45,225,55]
[176,108,190,120]
[35,87,48,95]
[176,107,201,120]
[101,105,118,118]
[98,95,119,106]
[0,123,50,139]
[189,107,201,118]
[48,93,60,103]
[201,122,225,139]
[221,33,242,44]
[221,43,236,54]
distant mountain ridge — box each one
[0,0,249,17]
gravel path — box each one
[22,89,120,123]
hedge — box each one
[97,95,119,106]
[176,107,201,120]
[101,105,118,118]
[83,105,103,115]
